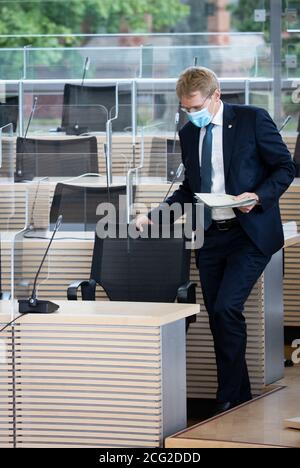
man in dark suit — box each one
[136,67,295,414]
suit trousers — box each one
[197,220,272,405]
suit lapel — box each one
[222,103,237,185]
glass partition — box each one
[23,103,109,136]
[0,178,29,335]
[284,41,300,79]
[287,80,300,130]
[142,43,272,79]
[11,77,296,185]
[10,172,130,304]
[14,135,101,183]
[281,81,300,172]
[0,123,14,182]
[286,1,300,31]
[0,49,23,80]
[0,90,19,135]
[12,180,51,308]
[0,42,273,81]
[26,47,141,80]
[138,121,169,180]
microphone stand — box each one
[18,215,63,313]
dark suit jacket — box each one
[150,103,295,257]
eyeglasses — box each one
[180,92,213,114]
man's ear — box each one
[215,88,221,102]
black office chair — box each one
[67,226,197,331]
[167,139,184,183]
[0,96,19,132]
[50,184,128,231]
[61,84,132,134]
[15,136,99,181]
[221,91,245,105]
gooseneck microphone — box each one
[278,115,292,133]
[163,162,184,202]
[15,96,38,181]
[68,57,91,135]
[81,56,90,87]
[18,215,63,314]
[24,96,38,139]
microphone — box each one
[18,215,63,314]
[24,96,38,139]
[163,162,184,202]
[278,115,292,133]
[15,96,38,181]
[103,143,111,203]
[172,104,181,153]
[81,56,90,87]
[65,57,91,135]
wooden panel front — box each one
[13,321,162,448]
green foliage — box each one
[0,0,190,47]
[0,0,189,78]
[229,0,270,34]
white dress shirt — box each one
[199,101,235,220]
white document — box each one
[195,193,257,208]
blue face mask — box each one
[187,107,213,128]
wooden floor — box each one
[165,365,300,448]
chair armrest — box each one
[177,281,197,304]
[177,281,198,332]
[67,279,96,301]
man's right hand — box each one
[135,214,153,232]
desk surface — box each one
[2,226,298,248]
[0,300,199,327]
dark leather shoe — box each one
[211,401,234,417]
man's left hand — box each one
[234,192,259,213]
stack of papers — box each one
[195,193,257,208]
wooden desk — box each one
[0,300,198,448]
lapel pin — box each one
[228,124,233,129]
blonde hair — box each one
[176,66,220,100]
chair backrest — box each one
[221,92,246,105]
[167,138,184,182]
[15,136,98,181]
[0,96,19,132]
[90,226,191,302]
[50,184,127,231]
[61,84,132,133]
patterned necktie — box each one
[200,122,214,230]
